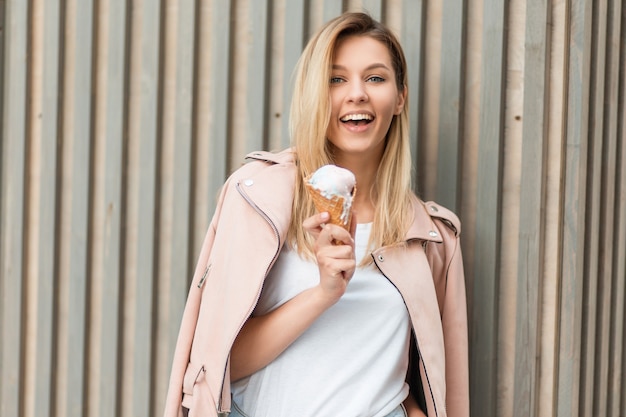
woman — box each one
[164,12,469,417]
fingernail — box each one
[321,212,329,220]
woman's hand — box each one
[302,211,357,304]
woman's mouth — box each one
[340,113,374,126]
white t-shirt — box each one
[231,223,410,417]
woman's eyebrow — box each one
[331,63,391,71]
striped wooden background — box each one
[0,0,624,416]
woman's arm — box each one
[230,212,356,381]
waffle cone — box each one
[305,182,355,231]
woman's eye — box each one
[330,76,344,84]
[367,76,385,83]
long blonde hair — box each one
[288,12,414,263]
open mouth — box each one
[340,113,374,126]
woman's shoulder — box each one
[410,196,461,238]
[424,201,461,237]
[243,148,296,165]
[226,148,297,181]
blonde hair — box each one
[288,12,414,264]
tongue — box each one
[347,120,369,126]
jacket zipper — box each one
[215,182,282,413]
[372,254,439,417]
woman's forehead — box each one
[332,36,392,66]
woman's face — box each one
[326,35,405,161]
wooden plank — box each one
[608,21,625,413]
[122,0,161,415]
[206,0,232,213]
[606,2,625,414]
[0,1,28,416]
[280,0,306,149]
[579,1,608,416]
[435,0,465,211]
[556,0,594,415]
[512,1,549,415]
[90,0,127,415]
[593,0,622,415]
[154,0,196,413]
[168,0,195,348]
[244,0,269,153]
[25,1,62,416]
[537,1,567,413]
[470,1,507,416]
[401,0,425,190]
[616,18,626,414]
[56,1,95,416]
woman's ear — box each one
[395,85,407,115]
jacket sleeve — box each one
[425,202,470,417]
[162,179,230,417]
[439,229,470,417]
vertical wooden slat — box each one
[512,1,549,416]
[230,0,269,164]
[556,0,593,415]
[169,0,196,349]
[616,18,626,414]
[24,0,62,415]
[604,2,624,415]
[609,39,626,415]
[470,0,507,416]
[538,2,568,415]
[0,1,28,417]
[205,0,231,209]
[579,2,608,416]
[249,0,269,154]
[280,0,306,149]
[122,0,162,416]
[154,0,196,414]
[435,0,465,211]
[54,1,95,416]
[418,0,442,199]
[401,0,424,189]
[594,0,622,415]
[88,0,127,415]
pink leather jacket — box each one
[163,149,469,417]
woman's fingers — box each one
[302,211,330,238]
[319,223,353,247]
[303,212,354,246]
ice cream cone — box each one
[305,182,355,231]
[305,165,357,243]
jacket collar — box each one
[245,149,295,165]
[405,196,444,243]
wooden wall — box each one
[0,0,624,416]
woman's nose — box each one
[346,81,368,103]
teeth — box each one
[340,113,373,122]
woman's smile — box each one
[340,111,375,133]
